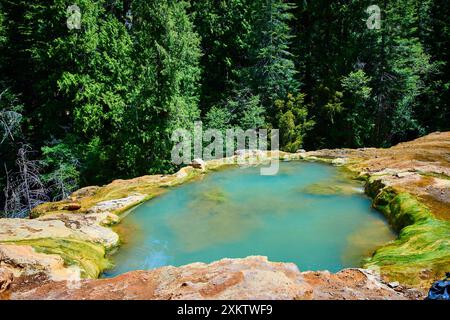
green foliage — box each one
[0,90,23,144]
[322,90,344,125]
[204,89,266,153]
[1,0,202,190]
[341,70,374,147]
[193,0,298,117]
[275,93,315,152]
[249,0,299,111]
[423,0,450,131]
[367,0,435,145]
[123,0,201,176]
[224,89,266,130]
[240,98,266,130]
[204,106,232,132]
[192,0,255,112]
[341,70,372,102]
[294,0,441,148]
[41,141,80,200]
[0,7,5,46]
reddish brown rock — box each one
[62,203,82,211]
[191,158,206,170]
[0,267,14,293]
[301,269,424,300]
[3,257,424,300]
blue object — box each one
[426,273,450,300]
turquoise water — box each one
[104,162,395,277]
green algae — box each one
[301,167,364,196]
[364,181,450,288]
[418,171,450,180]
[202,187,229,203]
[302,183,362,196]
[3,238,112,278]
[375,191,431,231]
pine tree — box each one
[417,0,450,132]
[249,0,299,115]
[369,0,434,145]
[292,0,375,148]
[275,93,315,152]
[2,1,136,184]
[192,0,254,114]
[126,0,201,175]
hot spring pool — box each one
[103,162,395,277]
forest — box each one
[0,0,449,217]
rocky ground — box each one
[304,131,450,220]
[0,132,449,300]
[1,256,424,300]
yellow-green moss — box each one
[418,171,450,180]
[32,176,170,218]
[378,192,432,230]
[3,238,112,278]
[161,168,202,188]
[301,183,361,196]
[364,181,450,288]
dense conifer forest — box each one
[1,0,449,217]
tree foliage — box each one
[275,93,315,152]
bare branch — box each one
[4,145,49,218]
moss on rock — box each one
[3,238,112,278]
[364,180,450,288]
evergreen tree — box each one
[192,0,254,114]
[194,0,297,124]
[275,93,315,152]
[1,0,135,184]
[211,88,266,130]
[369,0,434,145]
[126,0,201,175]
[249,0,299,115]
[292,0,375,148]
[340,70,374,147]
[418,0,450,132]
